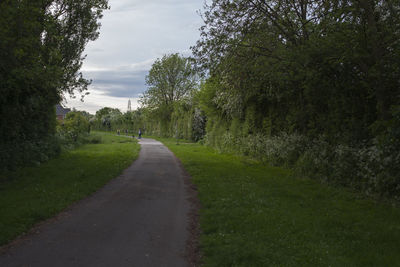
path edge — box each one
[172,154,202,267]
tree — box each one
[140,54,198,136]
[94,107,122,131]
[192,0,400,141]
[142,54,198,109]
[0,0,109,170]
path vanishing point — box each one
[0,138,195,267]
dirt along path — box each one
[0,138,198,267]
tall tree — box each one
[142,54,198,109]
[140,54,198,136]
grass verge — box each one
[0,132,140,246]
[156,137,400,266]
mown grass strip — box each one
[157,137,400,266]
[0,132,140,246]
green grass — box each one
[156,137,400,266]
[0,132,140,246]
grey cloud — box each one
[65,100,102,112]
[96,84,144,98]
[83,69,147,98]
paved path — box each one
[0,138,192,267]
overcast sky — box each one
[65,0,204,114]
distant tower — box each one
[127,99,132,112]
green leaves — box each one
[186,0,400,198]
[193,0,400,140]
[60,111,90,142]
[0,0,109,171]
[143,54,198,108]
[138,54,200,137]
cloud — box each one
[65,90,141,114]
[82,60,151,98]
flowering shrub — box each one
[205,128,399,199]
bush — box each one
[0,135,60,173]
[205,127,400,199]
[57,111,90,146]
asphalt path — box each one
[0,138,193,267]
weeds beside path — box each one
[157,137,400,266]
[0,132,140,246]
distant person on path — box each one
[138,128,142,139]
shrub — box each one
[57,111,90,146]
[205,127,400,199]
[0,135,60,173]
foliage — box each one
[0,136,61,172]
[92,107,123,131]
[139,54,200,138]
[193,0,400,138]
[142,53,198,109]
[192,107,207,142]
[182,0,400,198]
[203,119,400,198]
[91,107,148,138]
[0,132,139,246]
[0,0,109,171]
[159,138,400,266]
[57,111,90,144]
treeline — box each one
[137,1,400,199]
[90,107,144,135]
[0,0,109,171]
